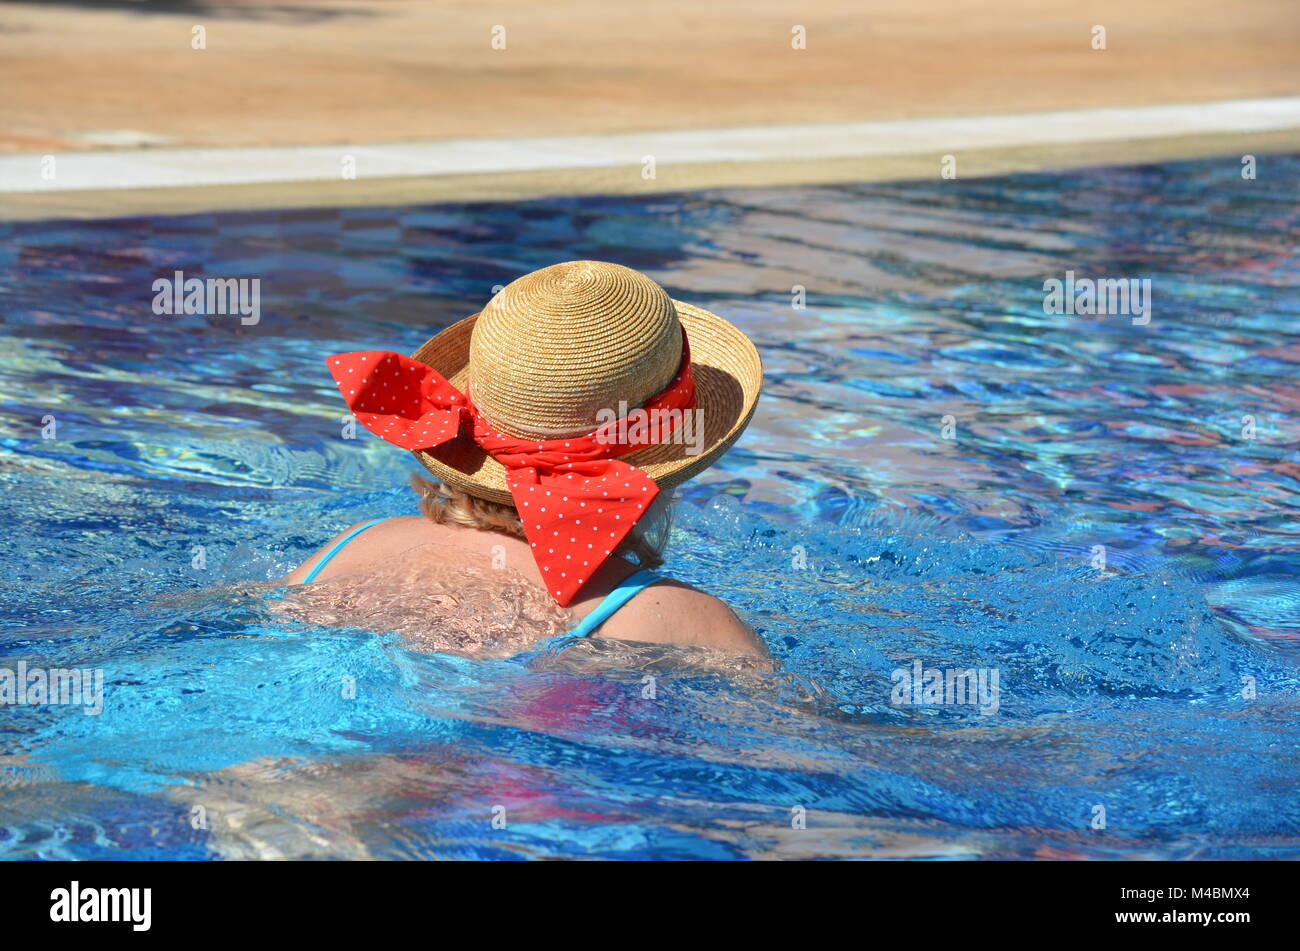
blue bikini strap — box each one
[300,518,388,583]
[567,568,664,639]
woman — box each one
[285,260,767,660]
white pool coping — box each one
[2,97,1298,194]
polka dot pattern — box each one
[328,350,467,451]
[504,461,658,607]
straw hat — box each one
[410,260,762,506]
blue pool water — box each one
[1,155,1298,859]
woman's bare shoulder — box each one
[283,516,450,584]
[598,579,769,659]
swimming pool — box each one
[2,155,1298,859]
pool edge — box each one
[3,127,1298,222]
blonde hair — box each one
[410,474,672,570]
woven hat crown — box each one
[467,261,683,438]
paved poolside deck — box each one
[1,0,1297,219]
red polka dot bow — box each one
[326,331,696,606]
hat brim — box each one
[409,300,762,506]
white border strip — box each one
[3,97,1298,193]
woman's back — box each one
[283,517,767,659]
